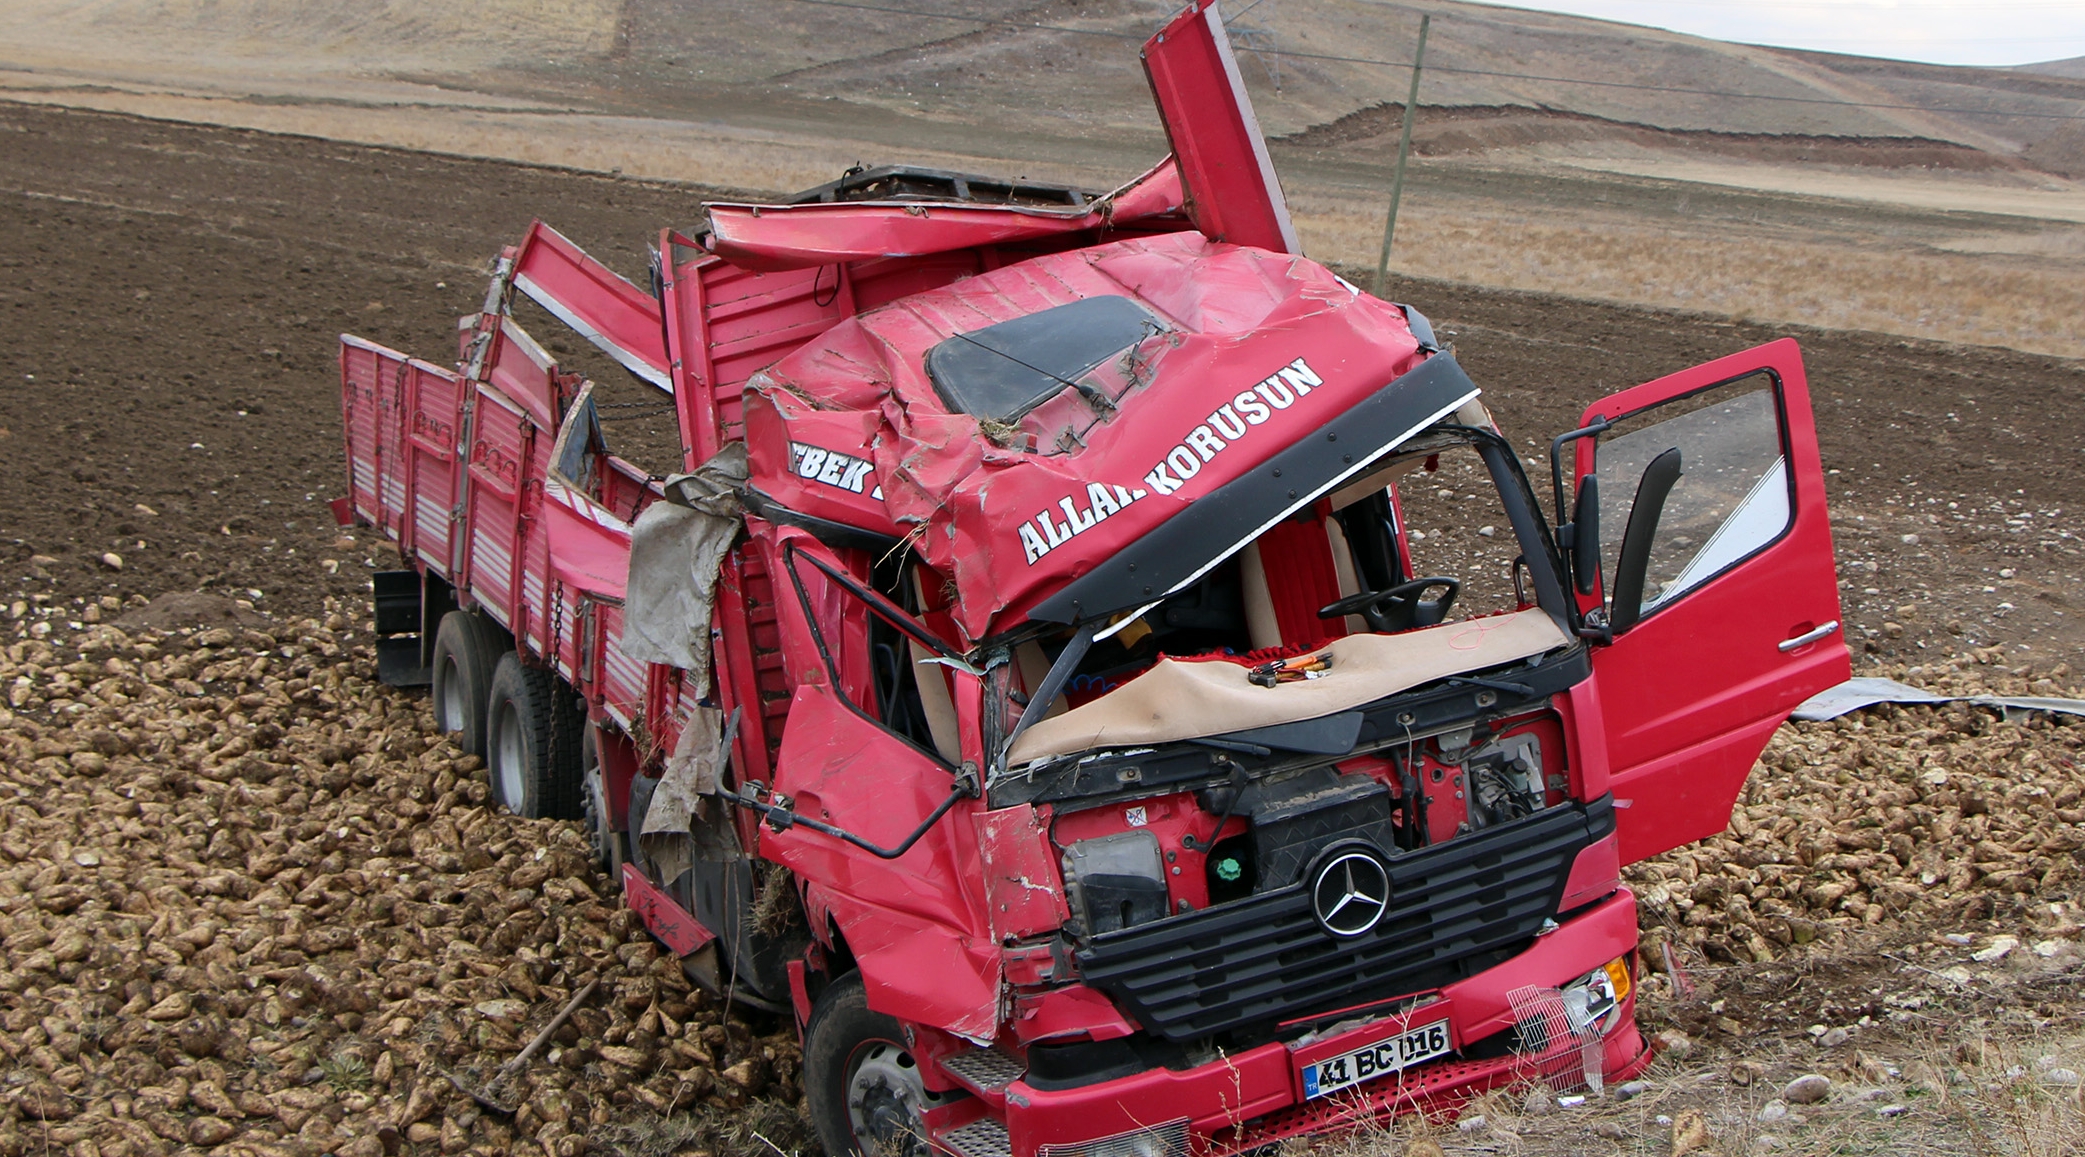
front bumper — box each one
[992,889,1646,1156]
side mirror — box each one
[1570,475,1600,596]
[1608,447,1683,634]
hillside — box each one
[4,0,2083,175]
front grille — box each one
[1076,798,1613,1041]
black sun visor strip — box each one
[1028,352,1482,627]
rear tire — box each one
[430,610,505,757]
[484,653,584,819]
[581,724,628,886]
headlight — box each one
[1559,956,1632,1036]
[1038,1119,1190,1157]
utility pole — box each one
[1373,12,1430,297]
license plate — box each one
[1300,1019,1451,1099]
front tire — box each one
[483,652,584,819]
[805,973,957,1157]
[430,610,505,756]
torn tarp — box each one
[1792,676,2085,723]
[640,704,743,883]
[620,442,748,687]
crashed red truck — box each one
[335,4,1850,1153]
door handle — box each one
[1778,620,1840,652]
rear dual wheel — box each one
[430,610,504,757]
[580,724,628,883]
[483,651,586,820]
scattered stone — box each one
[99,552,123,570]
[1522,1088,1557,1116]
[1616,1079,1651,1099]
[1757,1099,1789,1122]
[2043,1068,2082,1087]
[1591,1120,1628,1140]
[1655,1028,1695,1059]
[1456,1114,1487,1133]
[1972,936,2019,963]
[1729,1060,1768,1086]
[1817,1027,1852,1048]
[1875,1103,1908,1117]
[1783,1073,1833,1104]
[2033,939,2071,958]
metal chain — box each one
[550,582,567,669]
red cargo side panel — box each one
[511,220,671,392]
[404,359,465,572]
[485,317,563,432]
[463,387,530,632]
[594,602,647,728]
[1142,1,1299,253]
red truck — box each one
[337,4,1849,1153]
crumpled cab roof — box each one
[741,229,1435,644]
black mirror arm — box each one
[1548,417,1612,525]
[1609,446,1684,634]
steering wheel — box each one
[1318,577,1461,633]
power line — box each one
[775,0,2085,122]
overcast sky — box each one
[1461,1,2085,67]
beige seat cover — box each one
[1006,608,1570,766]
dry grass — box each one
[1279,1027,2085,1157]
[1290,184,2085,361]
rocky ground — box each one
[0,597,810,1157]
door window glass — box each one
[1596,378,1788,613]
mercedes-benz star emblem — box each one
[1311,848,1391,937]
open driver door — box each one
[1559,338,1849,864]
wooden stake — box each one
[1373,13,1431,297]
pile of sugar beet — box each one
[0,596,807,1157]
[4,595,2085,1156]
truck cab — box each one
[724,233,1844,1157]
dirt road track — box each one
[3,101,2084,666]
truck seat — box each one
[1240,509,1363,650]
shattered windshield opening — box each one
[996,425,1570,773]
[925,295,1163,425]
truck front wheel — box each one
[431,610,504,756]
[483,653,584,819]
[805,973,957,1157]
